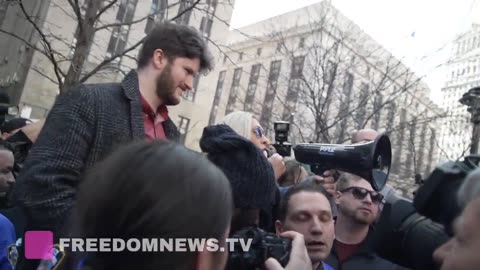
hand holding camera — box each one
[264,231,312,270]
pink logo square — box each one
[24,231,54,260]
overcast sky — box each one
[230,0,479,103]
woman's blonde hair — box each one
[218,111,253,139]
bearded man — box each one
[12,22,213,238]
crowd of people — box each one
[0,22,478,270]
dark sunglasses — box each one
[252,126,265,138]
[340,186,384,204]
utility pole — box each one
[460,86,480,154]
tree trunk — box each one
[61,0,102,94]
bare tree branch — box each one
[94,1,180,32]
[79,0,201,84]
[94,0,118,21]
[18,1,65,84]
[30,66,60,86]
[66,0,83,34]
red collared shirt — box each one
[141,96,168,140]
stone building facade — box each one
[211,1,443,197]
[438,24,480,161]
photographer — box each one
[264,231,314,270]
[274,182,335,270]
[432,167,480,269]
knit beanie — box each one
[218,111,253,139]
[199,124,276,210]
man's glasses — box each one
[252,126,265,138]
[340,186,384,204]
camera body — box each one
[372,155,480,269]
[0,103,18,126]
[228,227,291,270]
[272,121,292,157]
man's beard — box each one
[339,204,375,225]
[155,63,178,105]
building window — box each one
[69,38,78,57]
[199,16,214,38]
[178,116,190,145]
[209,70,226,125]
[238,52,243,61]
[393,108,407,174]
[299,37,305,48]
[176,0,193,25]
[0,3,8,27]
[290,55,305,79]
[405,119,417,174]
[426,129,436,175]
[372,93,383,130]
[145,0,168,33]
[283,55,305,119]
[106,0,138,62]
[225,67,243,114]
[417,123,427,171]
[276,42,282,52]
[334,72,354,143]
[260,60,282,130]
[183,76,200,102]
[327,60,337,83]
[199,0,216,39]
[354,82,369,129]
[257,48,262,56]
[244,64,261,111]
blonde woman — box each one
[220,111,286,180]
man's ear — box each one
[334,191,342,204]
[275,220,284,236]
[152,49,168,70]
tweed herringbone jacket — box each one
[12,70,179,237]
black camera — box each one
[272,121,292,157]
[0,104,18,126]
[372,155,480,269]
[227,227,291,270]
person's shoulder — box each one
[59,82,124,107]
[81,82,123,97]
[0,213,14,236]
[375,256,410,270]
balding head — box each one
[351,129,378,143]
